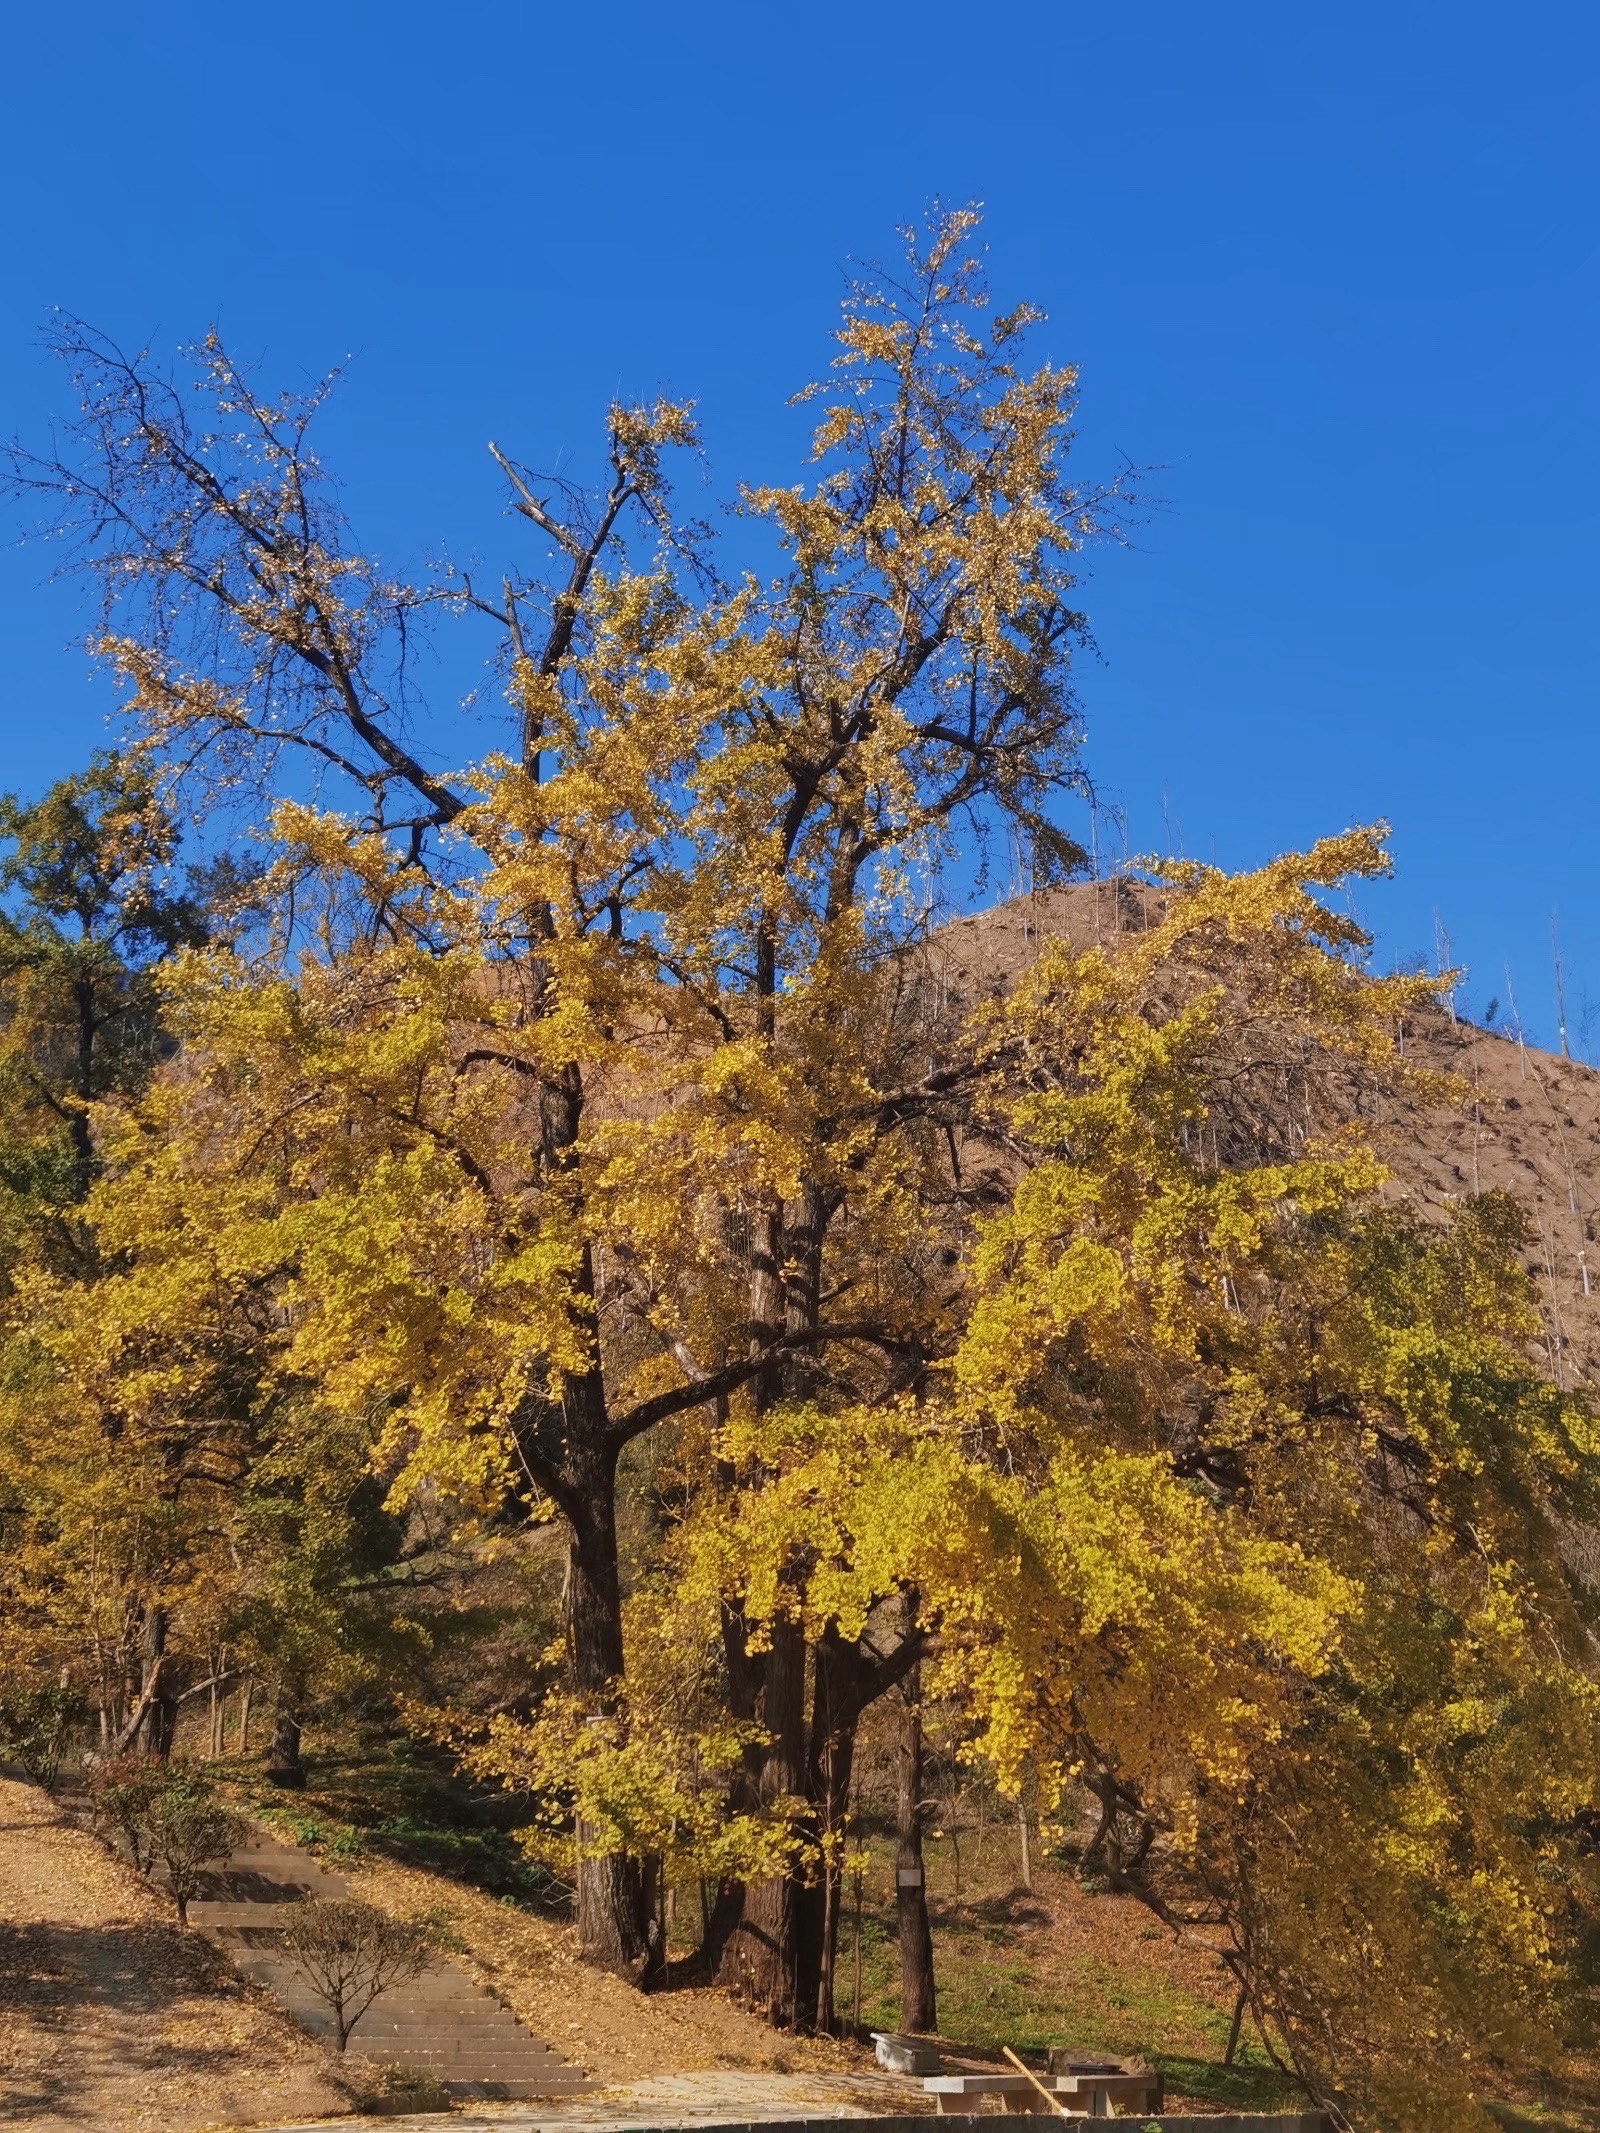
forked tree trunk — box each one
[130,1606,177,1758]
[896,1668,936,2033]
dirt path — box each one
[0,1775,346,2131]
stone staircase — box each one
[179,1827,590,2102]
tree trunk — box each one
[1224,1977,1248,2066]
[896,1668,936,2033]
[852,1864,864,2030]
[237,1678,253,1755]
[70,975,97,1184]
[701,1593,765,1976]
[131,1606,177,1758]
[718,1179,813,2019]
[716,1611,807,2019]
[568,1449,658,1981]
[529,1060,658,1983]
[266,1703,305,1788]
[799,1627,865,2032]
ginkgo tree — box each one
[6,213,1600,2133]
[0,763,434,1766]
[588,829,1600,2120]
[5,209,1128,1983]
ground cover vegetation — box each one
[1,212,1598,2133]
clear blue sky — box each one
[2,3,1596,1045]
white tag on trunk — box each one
[897,1867,924,1887]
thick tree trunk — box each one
[701,1593,764,1976]
[798,1627,866,2032]
[265,1703,305,1788]
[896,1668,936,2033]
[567,1440,658,1981]
[720,1172,844,2021]
[716,1611,807,2018]
[718,1179,812,2017]
[533,1057,658,1983]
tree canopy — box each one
[1,212,1596,2133]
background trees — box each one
[0,754,211,1734]
[0,753,206,1264]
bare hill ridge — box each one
[933,882,1600,1390]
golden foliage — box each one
[4,216,1598,2124]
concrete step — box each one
[261,2001,557,2039]
[330,2033,558,2050]
[339,2038,574,2056]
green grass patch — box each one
[842,1882,1298,2113]
[224,1730,560,1905]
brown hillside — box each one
[931,882,1600,1389]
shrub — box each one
[279,1897,434,2051]
[145,1780,245,1925]
[86,1752,169,1872]
[357,2061,452,2114]
[0,1683,78,1791]
[87,1756,244,1918]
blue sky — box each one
[2,3,1596,1044]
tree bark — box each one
[128,1606,177,1758]
[719,1170,844,2020]
[799,1627,866,2031]
[896,1667,937,2033]
[718,1176,808,2016]
[1224,1977,1248,2066]
[266,1703,305,1788]
[532,1062,657,1981]
[701,1593,764,1976]
[716,1611,807,2019]
[566,1440,658,1981]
